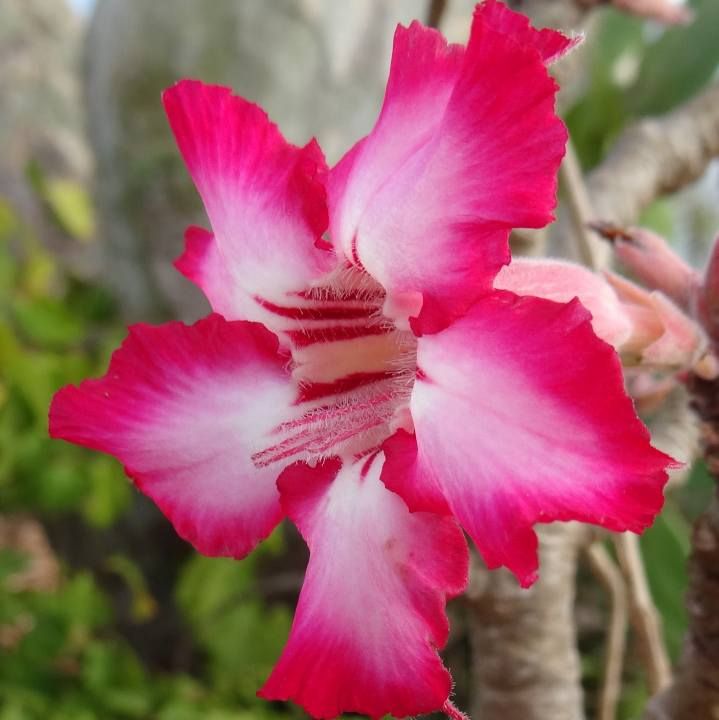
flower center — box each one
[252,267,417,468]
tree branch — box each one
[643,375,719,719]
[614,533,672,694]
[587,81,719,226]
[426,0,448,29]
[560,140,605,268]
[586,542,630,720]
[468,524,589,720]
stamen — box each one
[443,700,472,720]
[251,265,419,468]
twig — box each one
[559,140,604,269]
[586,542,630,720]
[427,0,448,29]
[644,375,719,719]
[614,533,672,694]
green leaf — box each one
[12,297,85,349]
[25,162,94,242]
[640,499,690,659]
[176,554,291,701]
[679,459,714,520]
[42,181,95,242]
[626,0,719,116]
[0,197,21,239]
[105,554,157,622]
[20,451,89,512]
[82,457,132,528]
[565,12,643,169]
[638,198,675,240]
[0,549,28,583]
[56,572,111,631]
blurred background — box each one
[1,0,718,718]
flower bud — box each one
[698,234,719,341]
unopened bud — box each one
[611,0,694,25]
[591,223,700,313]
[580,0,694,25]
[699,234,719,341]
[605,272,707,372]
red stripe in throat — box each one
[296,371,393,403]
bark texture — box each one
[588,82,719,226]
[468,524,588,720]
[643,375,719,720]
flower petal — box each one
[329,5,568,330]
[164,80,334,325]
[260,453,468,719]
[477,0,581,63]
[174,226,237,318]
[494,258,633,349]
[386,291,674,587]
[49,315,297,559]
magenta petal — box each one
[164,80,334,325]
[392,291,675,587]
[50,315,297,559]
[174,226,237,318]
[477,0,581,63]
[329,4,568,330]
[260,454,468,719]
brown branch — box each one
[614,533,672,694]
[560,140,606,269]
[587,81,719,226]
[586,542,630,720]
[644,374,719,720]
[468,524,589,720]
[426,0,448,29]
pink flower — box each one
[50,3,674,718]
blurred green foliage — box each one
[0,195,295,719]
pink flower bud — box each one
[699,234,719,341]
[611,0,694,25]
[580,0,693,25]
[605,272,707,372]
[592,223,701,313]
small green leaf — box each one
[43,180,95,242]
[0,549,28,583]
[12,297,85,348]
[82,457,132,528]
[105,554,157,622]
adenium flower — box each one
[50,2,675,718]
